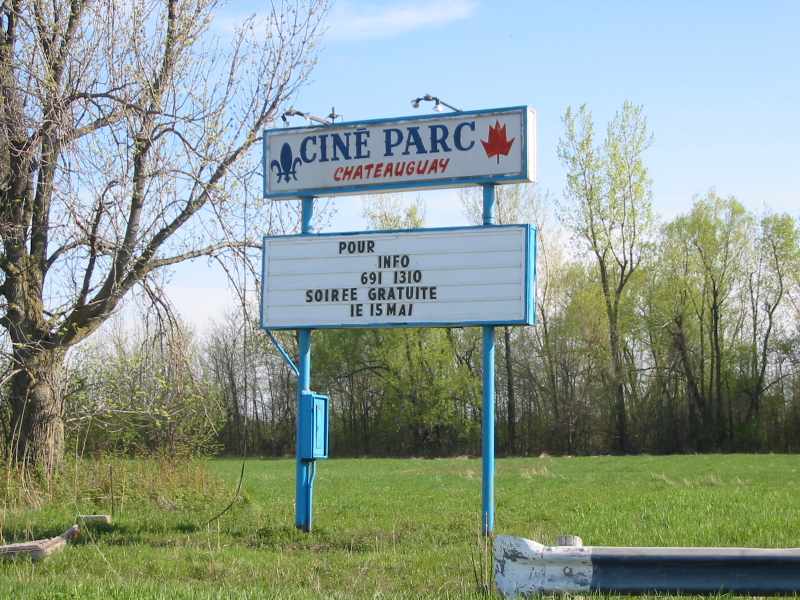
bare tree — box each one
[745,213,799,422]
[0,0,327,472]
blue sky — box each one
[306,0,799,220]
[169,0,800,327]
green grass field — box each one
[1,454,799,598]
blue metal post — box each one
[482,184,496,536]
[296,197,314,531]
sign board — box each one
[263,106,536,199]
[260,225,535,329]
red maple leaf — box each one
[481,120,515,163]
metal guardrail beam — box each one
[495,535,800,597]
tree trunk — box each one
[607,308,628,453]
[8,349,66,475]
[672,315,709,450]
[711,292,725,446]
[538,313,561,449]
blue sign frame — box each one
[262,106,535,199]
[260,102,539,536]
[260,224,536,331]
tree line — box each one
[35,118,800,456]
[1,0,796,464]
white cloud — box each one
[326,0,478,42]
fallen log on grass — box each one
[0,525,80,561]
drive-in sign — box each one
[261,103,539,536]
[263,106,536,199]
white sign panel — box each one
[263,107,536,199]
[261,226,535,329]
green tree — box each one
[66,313,222,456]
[558,102,653,452]
[744,213,799,422]
[684,193,751,445]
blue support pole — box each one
[482,184,496,536]
[296,197,314,531]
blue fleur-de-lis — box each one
[270,143,302,183]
